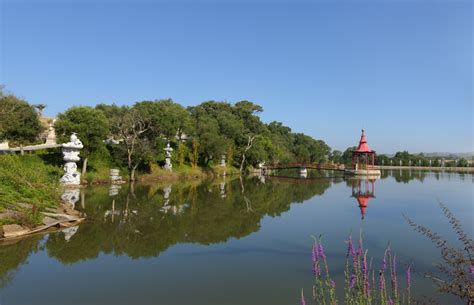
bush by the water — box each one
[0,154,62,226]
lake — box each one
[0,170,472,305]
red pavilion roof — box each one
[354,129,374,153]
[355,195,372,219]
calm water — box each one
[0,170,472,305]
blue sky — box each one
[0,0,472,153]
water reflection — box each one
[1,170,472,304]
[349,178,377,219]
[0,176,332,277]
[60,188,80,209]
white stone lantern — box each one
[163,143,173,171]
[60,133,83,185]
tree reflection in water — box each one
[0,176,332,282]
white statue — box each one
[45,120,57,145]
[60,133,83,185]
[220,154,226,167]
[163,143,173,171]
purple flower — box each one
[312,242,321,276]
[350,274,356,289]
[330,280,336,289]
[347,235,354,257]
[312,243,317,263]
[470,265,474,280]
[392,254,397,275]
[347,235,357,267]
[391,254,398,293]
[379,272,385,292]
[406,265,411,290]
[379,251,387,292]
[300,289,306,305]
[362,254,368,295]
[388,296,394,305]
[318,242,326,260]
[381,252,387,273]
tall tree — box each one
[0,89,44,154]
[111,108,152,181]
[55,106,110,175]
[134,99,191,141]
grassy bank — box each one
[138,163,240,182]
[0,154,62,226]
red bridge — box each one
[263,163,345,171]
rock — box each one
[42,216,58,226]
[2,224,30,238]
[64,208,80,216]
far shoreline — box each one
[376,165,474,172]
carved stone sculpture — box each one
[60,133,83,185]
[163,143,173,171]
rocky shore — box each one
[0,203,84,240]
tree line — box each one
[0,88,331,180]
[330,147,472,168]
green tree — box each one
[458,158,468,167]
[177,142,188,167]
[342,146,357,165]
[330,150,343,164]
[55,106,110,175]
[0,89,44,154]
[110,107,152,181]
[188,139,199,168]
[134,100,191,141]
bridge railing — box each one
[263,163,344,170]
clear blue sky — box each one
[1,0,472,153]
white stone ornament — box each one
[61,188,80,209]
[163,143,173,171]
[60,133,83,185]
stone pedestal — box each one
[60,133,83,185]
[109,169,123,184]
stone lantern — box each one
[60,133,83,185]
[163,143,173,171]
[220,154,226,167]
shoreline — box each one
[376,165,474,172]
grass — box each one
[138,163,240,182]
[0,154,62,226]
